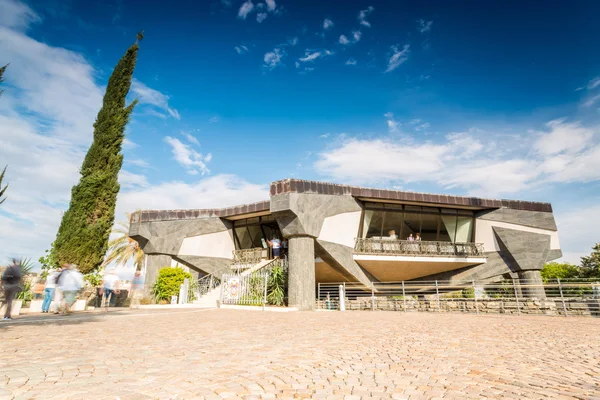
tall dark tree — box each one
[53,34,143,273]
[581,243,600,278]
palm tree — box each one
[0,166,8,205]
[103,213,144,270]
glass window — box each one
[402,212,421,239]
[420,213,439,241]
[247,225,263,248]
[455,216,473,243]
[362,210,384,238]
[441,214,456,242]
[382,211,403,238]
[235,227,253,249]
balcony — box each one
[352,238,487,282]
[354,238,485,257]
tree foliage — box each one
[0,166,7,205]
[0,63,7,97]
[52,39,140,273]
[103,213,144,270]
[580,243,600,278]
[152,267,192,302]
[540,261,582,282]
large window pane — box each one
[420,213,439,241]
[236,227,253,249]
[441,215,457,242]
[382,211,403,238]
[402,212,421,240]
[247,225,263,248]
[455,216,473,243]
[362,210,384,238]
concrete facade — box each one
[129,178,562,305]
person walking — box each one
[56,264,84,315]
[129,270,144,309]
[41,269,58,313]
[1,259,23,320]
[267,236,282,259]
[101,270,120,309]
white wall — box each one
[475,219,561,252]
[178,230,235,259]
[318,211,362,248]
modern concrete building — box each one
[129,178,561,310]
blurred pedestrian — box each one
[41,268,58,313]
[1,259,23,320]
[52,264,68,314]
[130,270,144,309]
[101,269,120,309]
[56,264,84,315]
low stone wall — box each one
[319,297,600,317]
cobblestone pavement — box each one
[1,309,599,400]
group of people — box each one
[387,230,422,241]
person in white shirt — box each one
[56,264,84,315]
[388,230,398,240]
[41,269,58,313]
[101,270,120,308]
[267,236,282,259]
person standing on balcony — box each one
[415,233,422,241]
[388,230,398,240]
[407,233,415,241]
[267,236,282,259]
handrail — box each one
[197,274,221,297]
[232,248,263,265]
[354,238,485,257]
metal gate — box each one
[220,270,269,306]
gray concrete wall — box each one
[144,254,172,293]
[288,236,316,311]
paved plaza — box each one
[1,309,599,400]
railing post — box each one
[512,278,521,315]
[435,280,441,312]
[402,281,407,312]
[472,280,479,315]
[339,284,345,311]
[317,282,321,309]
[558,278,568,317]
[371,282,375,311]
[262,272,269,311]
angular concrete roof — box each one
[131,178,553,223]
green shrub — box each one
[267,265,287,306]
[84,271,103,287]
[152,267,192,302]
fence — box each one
[354,238,485,257]
[232,248,263,266]
[220,258,289,307]
[316,279,600,317]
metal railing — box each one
[317,279,600,317]
[232,248,263,266]
[197,274,221,298]
[354,238,485,257]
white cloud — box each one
[125,158,150,168]
[288,37,298,46]
[264,47,284,69]
[265,0,276,12]
[323,18,334,30]
[315,119,600,197]
[415,122,430,131]
[164,136,211,175]
[417,19,433,33]
[583,93,600,107]
[586,76,600,90]
[119,170,149,189]
[385,44,410,73]
[115,175,268,218]
[319,133,330,139]
[131,79,180,120]
[182,131,200,146]
[345,58,357,66]
[555,204,600,264]
[234,45,249,54]
[358,6,374,27]
[210,115,220,123]
[0,0,41,30]
[256,12,267,23]
[299,51,321,62]
[237,0,254,19]
[352,30,362,42]
[339,35,350,45]
[384,112,399,133]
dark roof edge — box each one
[270,179,553,213]
[131,200,271,223]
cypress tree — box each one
[0,63,7,97]
[53,33,143,273]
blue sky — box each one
[1,0,600,265]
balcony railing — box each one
[354,238,485,257]
[232,248,263,265]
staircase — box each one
[193,286,221,308]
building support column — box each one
[517,270,546,299]
[288,236,316,311]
